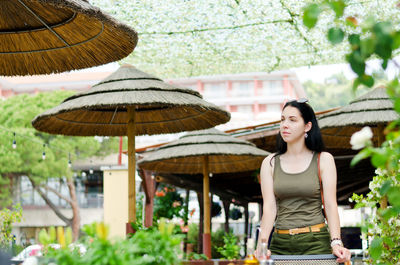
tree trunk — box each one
[28,175,81,241]
[66,177,80,241]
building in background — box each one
[169,71,305,130]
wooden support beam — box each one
[202,156,211,259]
[244,204,249,256]
[127,106,136,234]
[139,169,156,227]
[223,200,230,233]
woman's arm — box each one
[320,152,351,263]
[256,154,277,257]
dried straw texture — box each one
[0,0,138,76]
[138,128,269,174]
[32,65,230,136]
[318,86,398,149]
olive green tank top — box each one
[273,152,325,229]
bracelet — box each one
[330,237,341,242]
[330,239,343,248]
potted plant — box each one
[216,233,242,265]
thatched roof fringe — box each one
[150,141,257,151]
[42,0,137,38]
[64,87,202,102]
[94,77,164,86]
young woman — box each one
[256,99,351,263]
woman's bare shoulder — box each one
[320,151,335,162]
[262,153,276,168]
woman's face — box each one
[280,106,310,143]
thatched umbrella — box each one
[138,128,269,258]
[318,86,398,151]
[0,0,138,76]
[31,64,230,232]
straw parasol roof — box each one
[318,86,399,151]
[31,64,230,233]
[32,64,230,135]
[138,128,269,173]
[0,0,138,76]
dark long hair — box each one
[275,101,325,155]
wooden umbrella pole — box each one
[127,106,136,234]
[202,156,211,259]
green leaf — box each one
[329,0,345,18]
[375,40,393,59]
[394,97,400,113]
[392,31,400,50]
[380,180,392,196]
[362,16,376,32]
[373,22,392,38]
[360,38,375,59]
[303,4,321,29]
[382,59,388,70]
[359,74,375,88]
[371,148,387,167]
[387,186,400,207]
[351,148,371,167]
[380,208,398,221]
[386,78,400,97]
[348,34,360,46]
[352,77,361,92]
[383,236,395,248]
[327,27,345,45]
[370,237,383,260]
[346,51,365,76]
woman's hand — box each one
[332,245,351,263]
[254,246,271,260]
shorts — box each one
[269,225,332,255]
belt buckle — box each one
[289,228,297,235]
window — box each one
[13,174,104,209]
[230,105,238,112]
[267,104,282,113]
[203,83,226,98]
[232,82,253,97]
[262,80,283,96]
[236,105,253,113]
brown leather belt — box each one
[276,223,326,235]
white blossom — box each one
[350,126,373,150]
[88,0,400,78]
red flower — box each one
[180,225,189,233]
[172,201,181,207]
[156,190,166,197]
[189,208,196,217]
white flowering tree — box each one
[89,0,400,78]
